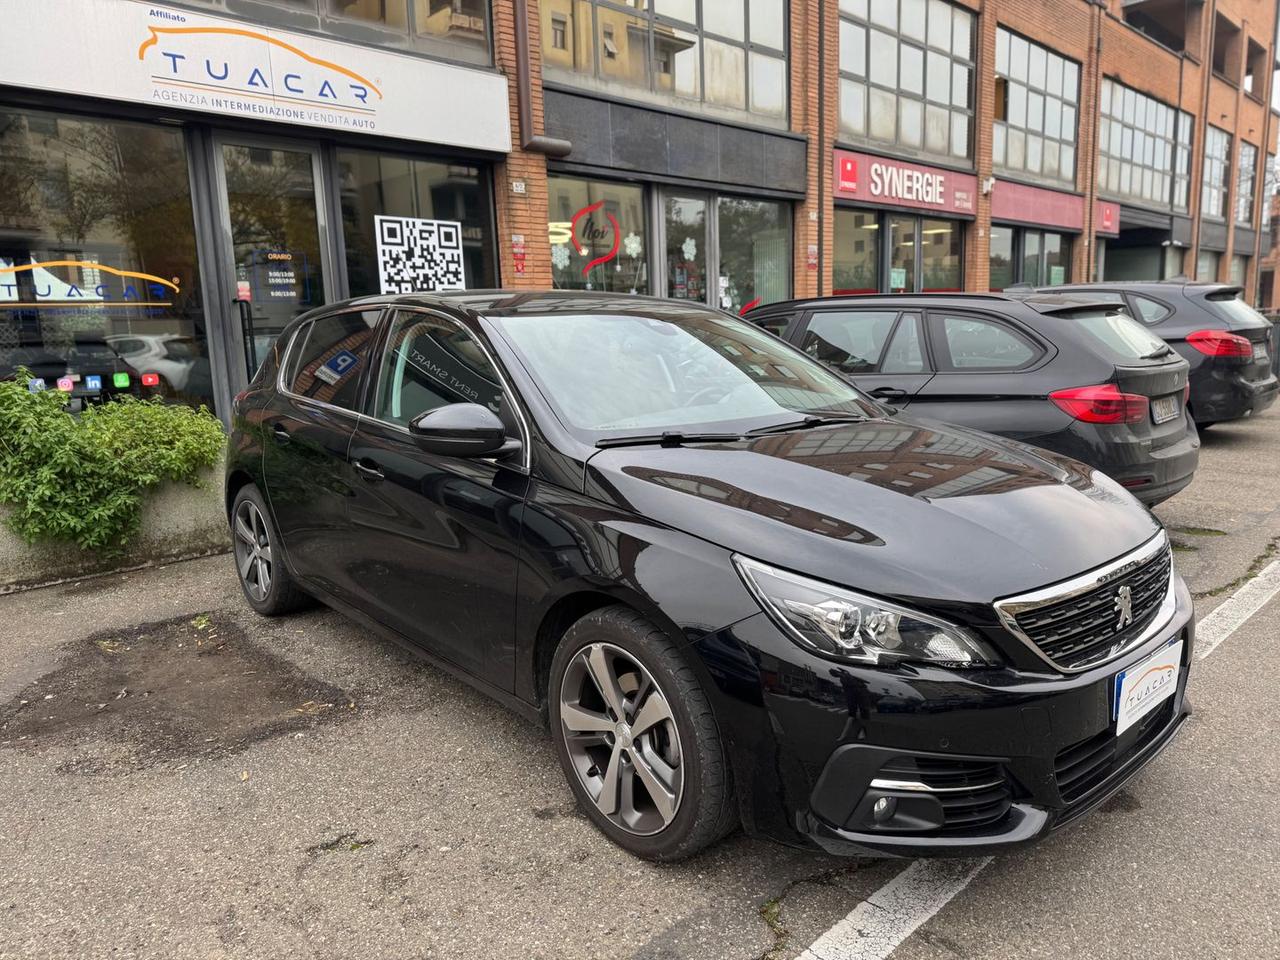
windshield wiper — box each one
[1139,345,1174,360]
[594,430,743,449]
[747,414,868,436]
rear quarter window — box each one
[931,313,1043,370]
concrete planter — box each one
[0,467,230,593]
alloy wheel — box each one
[558,642,685,836]
[233,499,273,603]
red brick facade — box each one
[494,0,1280,302]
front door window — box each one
[219,143,329,378]
[889,216,917,292]
[665,195,708,302]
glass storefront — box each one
[547,173,792,312]
[835,207,963,293]
[989,226,1072,290]
[0,108,214,411]
[0,104,499,420]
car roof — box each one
[748,291,1123,316]
[306,289,734,321]
[1046,280,1244,299]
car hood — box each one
[584,415,1161,605]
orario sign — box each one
[833,149,977,216]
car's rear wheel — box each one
[549,606,736,861]
[231,484,310,616]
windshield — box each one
[491,308,877,437]
[1206,293,1271,329]
[1057,309,1171,360]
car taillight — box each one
[1186,329,1253,357]
[1049,384,1150,424]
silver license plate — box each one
[1151,394,1180,424]
[1253,342,1269,363]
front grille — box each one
[879,757,1012,830]
[1053,701,1174,804]
[1007,544,1172,670]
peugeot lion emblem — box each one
[1113,585,1134,631]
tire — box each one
[548,605,736,861]
[229,484,311,617]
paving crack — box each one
[756,866,862,960]
[1192,536,1279,599]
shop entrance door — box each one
[210,135,336,383]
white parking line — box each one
[1193,558,1280,660]
[799,555,1280,960]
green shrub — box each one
[0,372,225,553]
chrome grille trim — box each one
[993,531,1176,674]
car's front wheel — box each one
[230,484,311,617]
[549,606,736,861]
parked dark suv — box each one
[1039,281,1278,427]
[225,291,1192,862]
[748,293,1198,506]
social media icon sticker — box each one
[27,378,46,393]
[112,372,131,388]
[56,377,74,392]
[85,375,102,391]
[141,372,160,387]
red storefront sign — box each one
[990,180,1084,232]
[1094,200,1120,237]
[833,149,977,215]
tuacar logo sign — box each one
[0,260,179,306]
[138,7,383,127]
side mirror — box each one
[408,403,520,459]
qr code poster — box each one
[375,216,466,294]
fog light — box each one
[872,797,897,823]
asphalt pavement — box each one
[1,407,1277,960]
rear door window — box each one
[801,310,900,373]
[751,313,793,338]
[286,309,382,409]
[880,313,927,374]
[930,313,1043,370]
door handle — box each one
[271,424,291,445]
[869,387,908,401]
[353,458,385,482]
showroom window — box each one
[1236,140,1258,226]
[0,107,215,413]
[1202,125,1232,221]
[547,175,650,294]
[715,197,791,313]
[834,209,963,293]
[988,227,1071,290]
[993,28,1079,187]
[838,0,975,162]
[338,149,497,297]
[540,0,788,122]
[185,0,492,64]
[1098,78,1192,212]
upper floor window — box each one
[1202,125,1232,221]
[540,0,788,124]
[837,0,975,163]
[1236,140,1258,226]
[1098,78,1192,213]
[188,0,491,65]
[1211,12,1241,82]
[1263,154,1277,230]
[1122,0,1197,53]
[993,28,1079,187]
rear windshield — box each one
[1054,309,1172,361]
[1205,293,1271,329]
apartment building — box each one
[0,0,1276,420]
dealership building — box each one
[1,0,1278,420]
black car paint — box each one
[226,291,1192,857]
[749,293,1199,506]
[1042,281,1279,425]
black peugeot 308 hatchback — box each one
[225,291,1193,861]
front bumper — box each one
[707,572,1195,858]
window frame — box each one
[1236,139,1258,226]
[923,308,1049,373]
[1097,77,1192,212]
[992,26,1080,188]
[1126,293,1175,326]
[364,306,532,473]
[1201,124,1232,222]
[278,306,388,416]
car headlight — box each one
[733,555,1000,667]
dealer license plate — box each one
[1151,394,1180,424]
[1113,639,1183,736]
[1253,342,1269,363]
